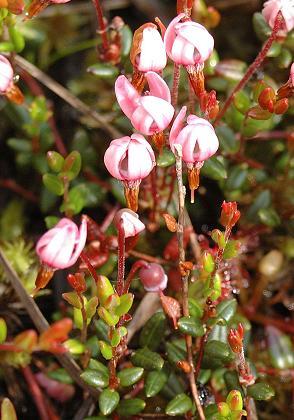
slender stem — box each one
[91,0,109,52]
[116,219,126,296]
[171,63,181,108]
[173,145,205,420]
[22,366,50,420]
[78,295,88,343]
[79,251,101,283]
[214,12,284,125]
[124,260,148,293]
[0,179,38,203]
[128,249,169,266]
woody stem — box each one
[174,145,205,420]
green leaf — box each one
[157,148,176,167]
[86,297,99,320]
[247,383,275,401]
[131,347,164,371]
[188,298,203,318]
[165,393,192,416]
[267,328,294,369]
[98,307,119,327]
[226,165,248,190]
[166,339,186,365]
[80,369,109,388]
[145,370,168,398]
[247,190,271,221]
[62,291,82,309]
[96,276,114,305]
[178,316,205,337]
[224,371,244,396]
[88,359,109,375]
[99,341,113,360]
[47,369,74,384]
[95,319,110,343]
[215,299,237,323]
[266,41,281,58]
[60,184,87,215]
[233,91,251,115]
[99,388,120,415]
[44,216,59,229]
[87,63,119,79]
[43,174,64,196]
[223,240,240,259]
[117,398,146,416]
[204,341,234,365]
[1,398,17,420]
[139,311,167,351]
[252,12,271,41]
[47,151,64,172]
[161,371,185,399]
[7,138,31,153]
[64,339,85,355]
[117,367,144,387]
[258,208,280,227]
[120,25,132,57]
[86,337,100,358]
[114,293,134,316]
[62,151,82,180]
[202,156,227,180]
[0,318,7,344]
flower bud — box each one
[114,209,145,238]
[130,23,166,72]
[139,263,168,292]
[67,272,86,294]
[274,98,289,114]
[258,87,276,110]
[220,201,240,229]
[228,323,244,353]
[226,390,243,412]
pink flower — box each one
[0,55,13,95]
[290,62,294,86]
[115,71,174,135]
[262,0,294,32]
[114,209,145,238]
[139,263,168,292]
[164,13,214,66]
[169,106,219,163]
[131,23,167,72]
[36,217,87,269]
[104,134,155,182]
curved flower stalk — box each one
[0,55,24,104]
[115,71,174,149]
[169,106,219,202]
[34,217,87,294]
[26,0,71,19]
[104,134,155,211]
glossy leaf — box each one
[96,276,114,305]
[99,388,120,416]
[99,341,113,360]
[178,316,205,337]
[80,369,109,388]
[165,393,192,416]
[0,318,7,344]
[62,151,82,181]
[188,298,203,318]
[139,311,167,351]
[117,367,144,387]
[117,398,146,416]
[114,293,134,316]
[258,208,280,227]
[215,298,237,323]
[157,148,176,167]
[88,359,109,375]
[87,63,119,79]
[166,339,187,365]
[47,368,74,384]
[131,347,164,371]
[247,383,275,401]
[145,370,168,398]
[62,291,82,309]
[202,156,227,180]
[98,307,119,327]
[47,151,64,173]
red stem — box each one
[171,63,181,108]
[79,251,100,283]
[124,260,148,293]
[214,12,284,125]
[116,219,126,296]
[21,366,50,420]
[91,0,109,52]
[243,309,294,334]
[0,179,38,203]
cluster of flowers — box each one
[104,12,220,208]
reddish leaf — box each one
[160,293,181,329]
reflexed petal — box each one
[115,75,140,118]
[140,96,174,132]
[146,71,171,102]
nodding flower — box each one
[114,208,145,238]
[115,71,174,135]
[36,217,87,270]
[130,23,167,73]
[169,106,219,202]
[262,0,294,33]
[0,55,24,104]
[104,134,156,211]
[164,13,214,67]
